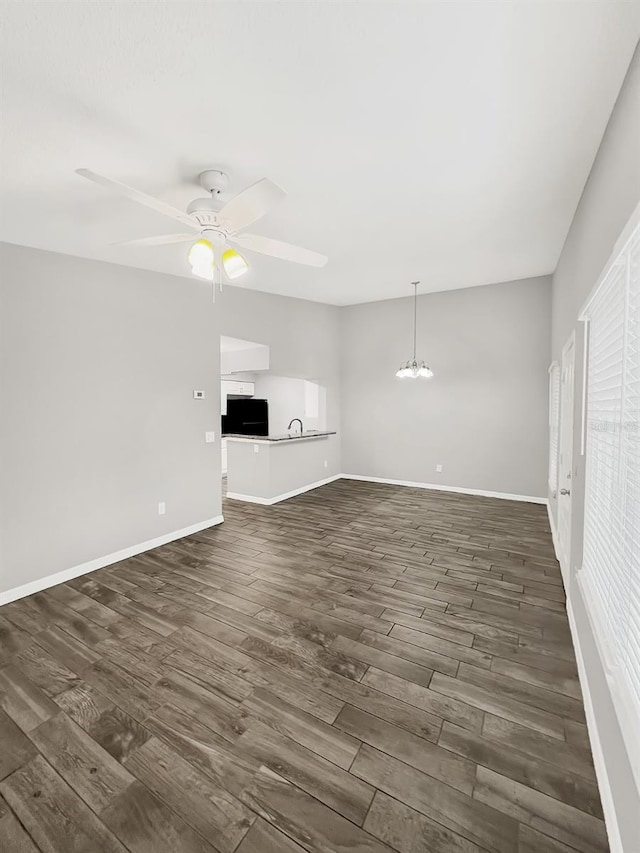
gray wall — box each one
[549,43,640,851]
[340,277,551,498]
[0,243,222,596]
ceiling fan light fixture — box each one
[191,262,214,280]
[222,248,249,280]
[188,238,214,279]
[187,240,249,281]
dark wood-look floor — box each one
[0,479,607,853]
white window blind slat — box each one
[581,215,640,782]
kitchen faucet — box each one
[287,418,303,434]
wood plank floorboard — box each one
[0,480,607,851]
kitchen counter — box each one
[223,430,336,444]
[224,430,339,504]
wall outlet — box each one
[436,464,443,473]
[254,444,259,453]
[193,390,205,399]
[158,502,166,515]
[205,431,215,443]
[324,460,328,468]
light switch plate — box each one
[205,431,215,443]
[436,464,443,472]
[254,444,259,453]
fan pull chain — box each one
[217,245,223,293]
[211,246,216,305]
[210,245,224,302]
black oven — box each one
[222,398,269,436]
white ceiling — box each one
[1,2,638,305]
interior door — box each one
[557,334,575,584]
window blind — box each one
[580,216,640,780]
[548,363,560,494]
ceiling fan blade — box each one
[76,169,199,230]
[112,233,195,248]
[218,178,286,233]
[231,233,328,268]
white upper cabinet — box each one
[223,380,255,397]
[221,380,255,414]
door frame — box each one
[557,332,575,583]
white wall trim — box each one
[226,474,341,505]
[0,515,224,606]
[577,569,640,795]
[0,474,546,602]
[547,500,559,561]
[566,595,624,853]
[341,473,547,504]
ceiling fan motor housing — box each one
[199,169,228,195]
[201,228,226,247]
[186,196,223,229]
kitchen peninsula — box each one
[225,430,339,504]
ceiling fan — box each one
[75,168,328,293]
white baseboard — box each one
[547,501,559,560]
[0,515,224,606]
[341,473,547,504]
[0,475,545,603]
[226,474,341,506]
[566,596,623,853]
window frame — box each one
[577,202,640,790]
